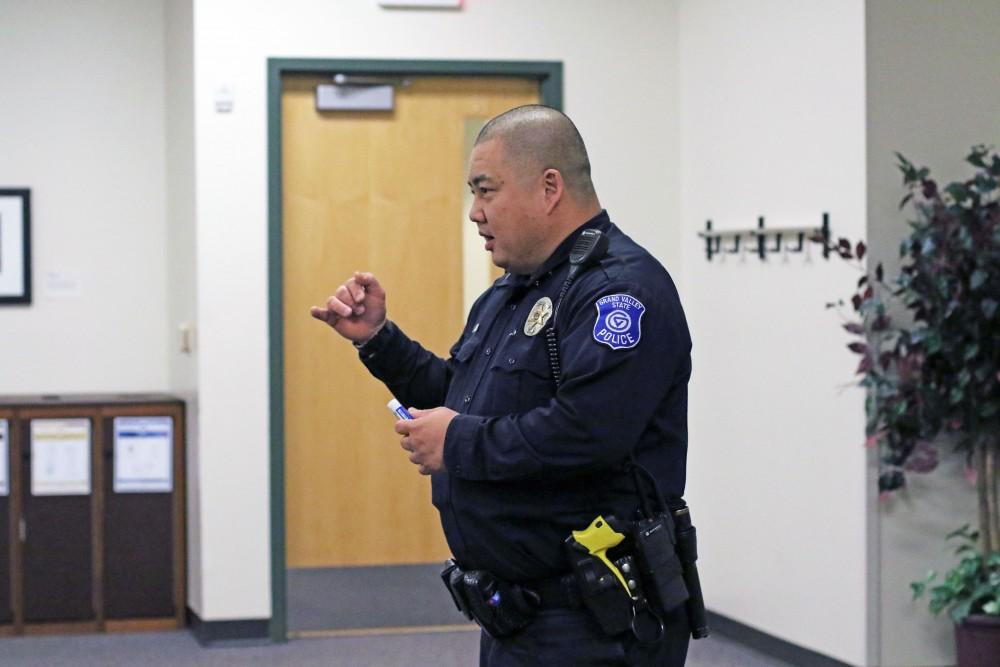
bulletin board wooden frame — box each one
[0,395,185,637]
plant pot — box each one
[955,614,1000,667]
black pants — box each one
[479,604,689,667]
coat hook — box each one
[786,231,805,253]
[821,212,831,259]
[770,232,783,253]
[699,213,831,262]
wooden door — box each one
[282,76,539,567]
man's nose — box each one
[468,201,486,224]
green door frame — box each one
[267,57,562,642]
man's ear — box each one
[541,168,564,214]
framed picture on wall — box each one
[0,188,31,305]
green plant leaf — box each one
[896,152,916,180]
[951,599,973,624]
[921,237,936,256]
[974,173,996,194]
[982,299,998,320]
[946,524,973,540]
[929,597,946,615]
[983,601,1000,615]
[945,183,969,203]
[971,269,988,290]
[926,332,943,354]
[967,147,988,168]
[971,581,995,597]
[959,225,974,250]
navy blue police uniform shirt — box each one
[359,210,691,584]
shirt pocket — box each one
[453,332,482,364]
[485,337,553,414]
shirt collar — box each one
[502,210,612,289]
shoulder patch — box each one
[592,294,645,350]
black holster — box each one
[563,533,634,637]
[440,560,539,638]
[564,509,700,644]
[626,456,709,641]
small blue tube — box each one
[387,398,413,420]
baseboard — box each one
[187,607,271,647]
[706,610,852,667]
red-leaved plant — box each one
[818,146,1000,622]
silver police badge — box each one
[523,297,553,336]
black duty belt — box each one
[526,573,582,610]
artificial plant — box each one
[821,146,1000,621]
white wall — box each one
[165,0,201,615]
[190,0,681,620]
[0,0,169,394]
[866,2,1000,664]
[678,2,871,665]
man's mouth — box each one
[480,233,495,251]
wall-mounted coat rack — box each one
[697,213,831,261]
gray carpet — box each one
[0,629,480,666]
[0,628,796,666]
[288,564,464,631]
[0,565,798,665]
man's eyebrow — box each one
[468,174,495,187]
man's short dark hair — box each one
[476,105,596,199]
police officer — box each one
[311,105,692,666]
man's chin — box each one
[488,252,531,275]
[488,253,507,271]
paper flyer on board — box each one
[113,416,173,493]
[31,418,91,496]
